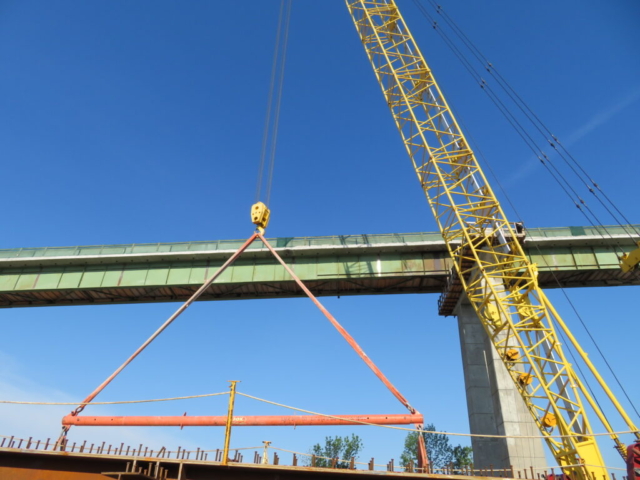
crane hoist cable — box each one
[449,85,640,423]
[412,0,640,424]
[428,0,640,240]
[416,0,640,417]
[454,100,640,425]
[448,1,640,273]
[459,77,640,451]
[265,0,291,209]
[345,0,638,473]
[448,104,523,223]
[420,0,640,250]
[252,0,292,234]
[411,0,639,262]
[415,6,617,240]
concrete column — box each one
[456,297,547,473]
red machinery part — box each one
[628,441,640,480]
[62,413,424,427]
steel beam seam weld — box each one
[56,233,259,447]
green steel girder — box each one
[0,226,637,308]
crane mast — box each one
[345,1,638,478]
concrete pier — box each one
[456,298,547,472]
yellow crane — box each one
[344,1,639,479]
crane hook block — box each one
[620,241,640,273]
[251,202,271,234]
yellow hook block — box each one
[251,202,271,234]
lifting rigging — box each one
[252,0,291,235]
[28,2,638,478]
[344,1,639,479]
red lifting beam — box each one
[62,413,424,427]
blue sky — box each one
[1,0,639,472]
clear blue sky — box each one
[1,0,639,471]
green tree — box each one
[308,434,363,468]
[399,424,472,472]
[452,445,473,472]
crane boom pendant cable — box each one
[345,0,639,476]
[414,0,640,246]
[413,0,640,421]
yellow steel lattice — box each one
[345,1,638,479]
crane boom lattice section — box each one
[345,1,624,478]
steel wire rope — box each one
[265,0,292,207]
[406,0,605,243]
[0,392,229,406]
[424,16,640,414]
[255,0,292,207]
[445,106,623,424]
[446,101,522,224]
[405,3,637,438]
[478,66,640,244]
[450,88,640,425]
[442,0,640,241]
[413,0,640,422]
[465,111,640,425]
[547,280,640,422]
[408,0,640,433]
[236,392,637,441]
[255,0,286,203]
[54,234,259,449]
[457,88,634,426]
[457,116,640,420]
[411,1,628,257]
[425,0,640,241]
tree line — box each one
[308,424,472,471]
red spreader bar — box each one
[63,413,424,427]
[59,231,428,469]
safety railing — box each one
[0,434,630,480]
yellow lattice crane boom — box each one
[345,1,639,479]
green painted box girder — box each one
[0,226,637,308]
